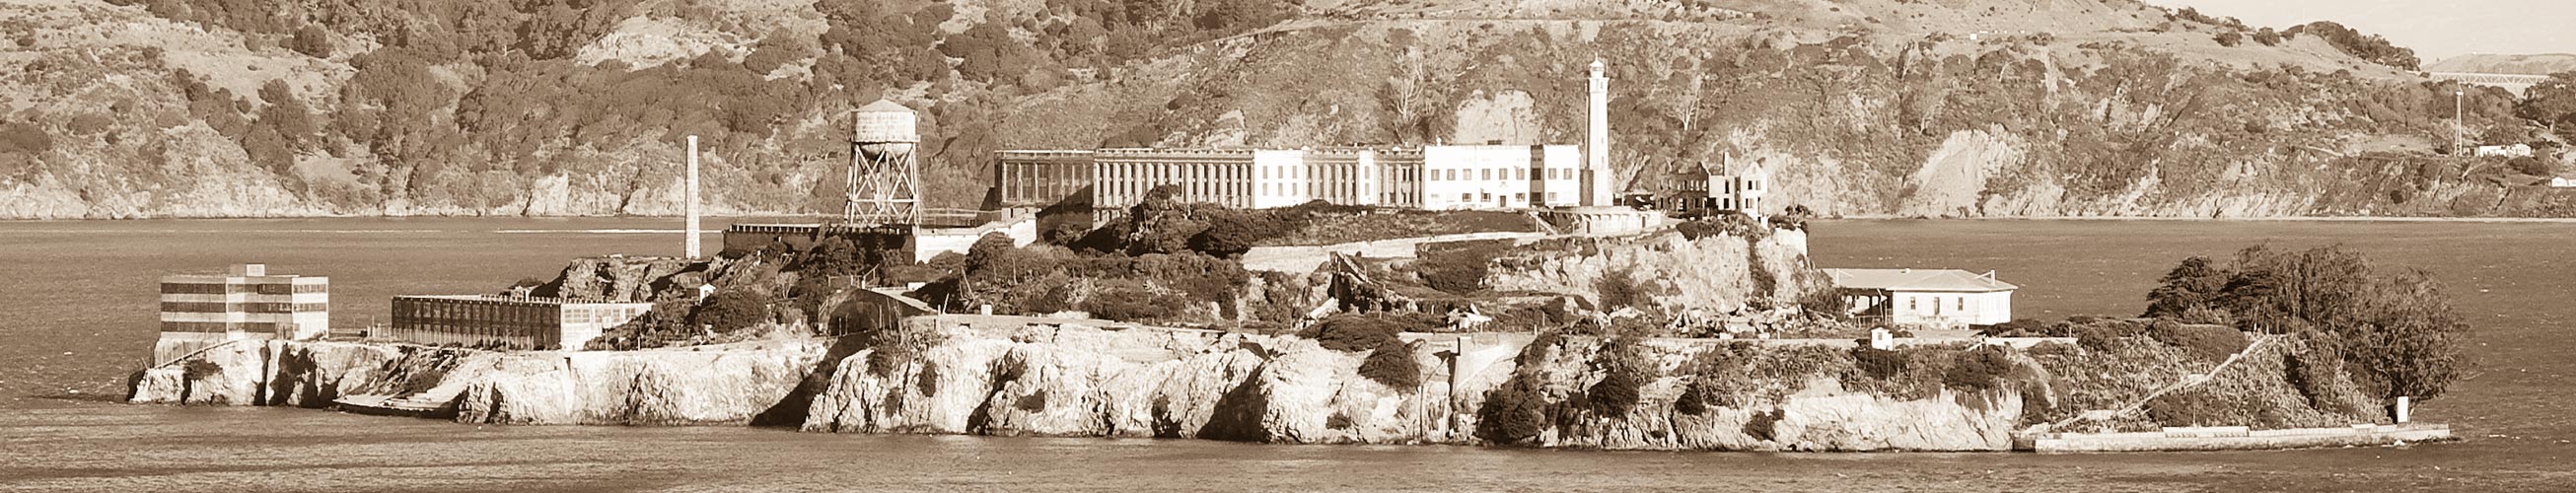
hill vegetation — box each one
[5,0,2573,218]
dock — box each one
[2023,424,2454,453]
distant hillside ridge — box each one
[1,0,2568,219]
[2428,53,2576,76]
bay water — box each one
[1,218,2567,491]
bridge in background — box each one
[2428,72,2555,97]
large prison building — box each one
[997,147,1431,210]
[996,144,1615,212]
[385,295,653,351]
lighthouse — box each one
[1585,59,1613,207]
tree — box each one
[2213,32,2244,47]
[2518,72,2576,141]
[2143,245,2470,401]
[288,25,333,58]
[2252,28,2282,46]
[2143,255,2229,318]
[2340,269,2470,400]
[2507,156,2552,176]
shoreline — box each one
[10,212,2576,224]
[1822,215,2576,224]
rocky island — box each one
[130,198,2464,453]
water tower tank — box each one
[852,100,918,143]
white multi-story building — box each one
[1711,158,1770,215]
[155,263,329,365]
[1420,145,1583,210]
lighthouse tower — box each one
[1584,59,1613,207]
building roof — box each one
[1825,268,2017,293]
[856,100,914,113]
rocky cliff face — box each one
[10,0,2562,219]
[130,339,823,425]
[1484,228,1825,314]
[130,318,2026,451]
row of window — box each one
[160,321,283,333]
[160,282,329,295]
[1904,295,1972,315]
[161,302,328,314]
[1435,191,1561,206]
[1427,167,1577,182]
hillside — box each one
[3,0,2571,219]
[2429,53,2576,75]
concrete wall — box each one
[1239,231,1548,272]
[913,214,1038,263]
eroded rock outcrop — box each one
[1484,228,1824,314]
[132,318,2028,452]
[130,340,823,425]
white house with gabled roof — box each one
[1825,268,2017,325]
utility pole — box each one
[2454,90,2466,154]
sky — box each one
[2147,0,2576,62]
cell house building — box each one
[154,263,329,366]
[991,59,1631,214]
[385,296,652,351]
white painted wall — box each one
[1422,145,1580,210]
[1253,149,1307,209]
[1889,290,2014,325]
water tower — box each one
[847,100,921,226]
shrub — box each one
[1675,381,1712,416]
[1474,377,1549,445]
[1586,369,1644,416]
[1798,285,1846,319]
[1305,312,1435,352]
[2507,156,2552,176]
[1975,318,2051,337]
[2148,320,2249,362]
[2213,31,2244,47]
[1188,208,1297,257]
[1015,390,1048,412]
[1358,343,1422,388]
[1413,240,1511,295]
[1942,346,2014,391]
[693,288,772,332]
[2075,323,2124,353]
[1594,267,1653,312]
[916,361,941,396]
[1743,407,1785,442]
[1079,283,1180,321]
[1849,345,1907,380]
[181,359,224,381]
[1586,336,1653,417]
